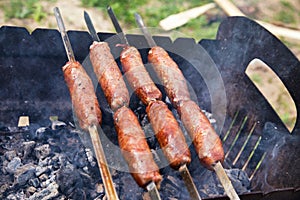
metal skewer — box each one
[107,6,129,45]
[135,12,240,200]
[84,10,161,200]
[84,11,100,42]
[54,7,119,200]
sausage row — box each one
[148,46,225,169]
[89,41,162,188]
[120,45,192,170]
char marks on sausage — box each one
[148,46,190,108]
[177,100,224,170]
[63,61,102,131]
[114,106,162,188]
[90,41,130,111]
[146,100,191,169]
[120,46,162,105]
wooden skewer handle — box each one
[213,162,240,200]
[214,0,300,41]
[89,125,119,200]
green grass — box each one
[1,0,46,22]
[274,0,297,25]
[80,0,216,41]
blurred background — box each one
[0,0,299,130]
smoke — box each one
[251,122,300,193]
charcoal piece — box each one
[73,148,88,168]
[22,141,36,159]
[4,150,17,161]
[195,170,225,198]
[36,127,60,141]
[28,182,59,200]
[27,186,37,194]
[56,163,83,197]
[165,175,180,189]
[38,157,51,167]
[225,168,251,194]
[69,188,86,200]
[119,174,143,200]
[14,163,36,185]
[48,153,61,170]
[6,157,22,174]
[35,144,51,159]
[35,165,50,177]
[29,177,40,187]
[0,183,10,198]
[51,120,67,130]
[6,191,26,200]
[39,174,49,182]
[95,183,104,194]
[23,123,46,140]
[0,124,9,132]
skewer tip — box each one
[83,10,88,16]
[134,12,145,27]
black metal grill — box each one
[0,16,299,199]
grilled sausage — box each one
[120,46,162,105]
[146,100,191,169]
[147,46,190,108]
[114,106,162,188]
[177,100,224,170]
[62,61,102,131]
[89,41,130,111]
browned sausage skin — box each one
[148,46,190,108]
[62,61,102,131]
[120,46,162,105]
[89,41,130,111]
[146,100,191,169]
[114,106,162,188]
[177,100,224,170]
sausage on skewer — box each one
[147,46,225,169]
[177,100,224,170]
[87,38,162,189]
[114,106,162,188]
[63,61,102,131]
[147,46,190,108]
[146,100,191,169]
[89,41,130,111]
[120,46,191,170]
[120,46,162,105]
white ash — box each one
[85,148,96,167]
[28,178,40,188]
[14,163,36,186]
[28,182,59,200]
[51,120,67,130]
[4,150,17,161]
[6,157,22,174]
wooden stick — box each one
[159,3,216,31]
[214,0,300,41]
[213,162,240,200]
[89,125,119,200]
